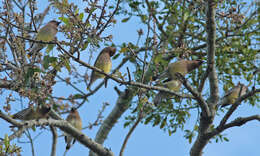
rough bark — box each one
[89,87,137,156]
[190,0,218,155]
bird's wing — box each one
[223,86,237,98]
[13,107,33,119]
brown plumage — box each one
[220,82,248,107]
[87,47,116,89]
[28,20,61,56]
[64,108,82,150]
[12,105,51,120]
[153,59,203,105]
[157,59,203,80]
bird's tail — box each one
[154,92,167,106]
[104,77,108,88]
[28,44,45,57]
[217,98,229,108]
[66,143,71,150]
[153,71,167,81]
[87,75,97,90]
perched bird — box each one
[153,59,203,105]
[156,59,203,80]
[219,82,248,107]
[12,105,51,120]
[64,108,82,151]
[87,47,116,89]
[28,20,61,56]
[154,79,182,106]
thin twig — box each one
[175,73,210,117]
[97,0,121,36]
[25,130,35,156]
[119,113,142,156]
[126,67,131,82]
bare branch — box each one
[208,115,260,137]
[89,88,135,156]
[145,0,168,39]
[50,126,57,156]
[97,0,121,36]
[119,113,142,156]
[198,66,210,93]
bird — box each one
[153,59,203,105]
[12,105,51,120]
[219,82,248,107]
[87,47,116,90]
[156,59,203,81]
[154,79,182,106]
[28,20,61,57]
[64,108,82,151]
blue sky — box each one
[0,0,259,156]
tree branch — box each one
[89,88,136,156]
[208,115,260,137]
[61,46,193,99]
[206,1,219,104]
[50,126,57,156]
[190,1,218,155]
[175,73,210,117]
[119,112,142,156]
[0,110,23,127]
[1,119,115,156]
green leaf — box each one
[4,134,9,148]
[65,61,71,73]
[121,17,131,23]
[144,115,153,124]
[58,17,69,25]
[223,137,229,142]
[124,121,131,128]
[81,42,89,51]
[79,12,84,20]
[43,56,58,69]
[72,94,84,99]
[183,11,189,21]
[160,117,167,129]
[32,125,36,131]
[168,129,172,136]
[188,134,192,143]
[154,53,163,64]
[120,47,128,53]
[46,44,55,54]
[153,115,161,126]
[75,8,79,15]
[112,53,120,60]
[140,15,147,23]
